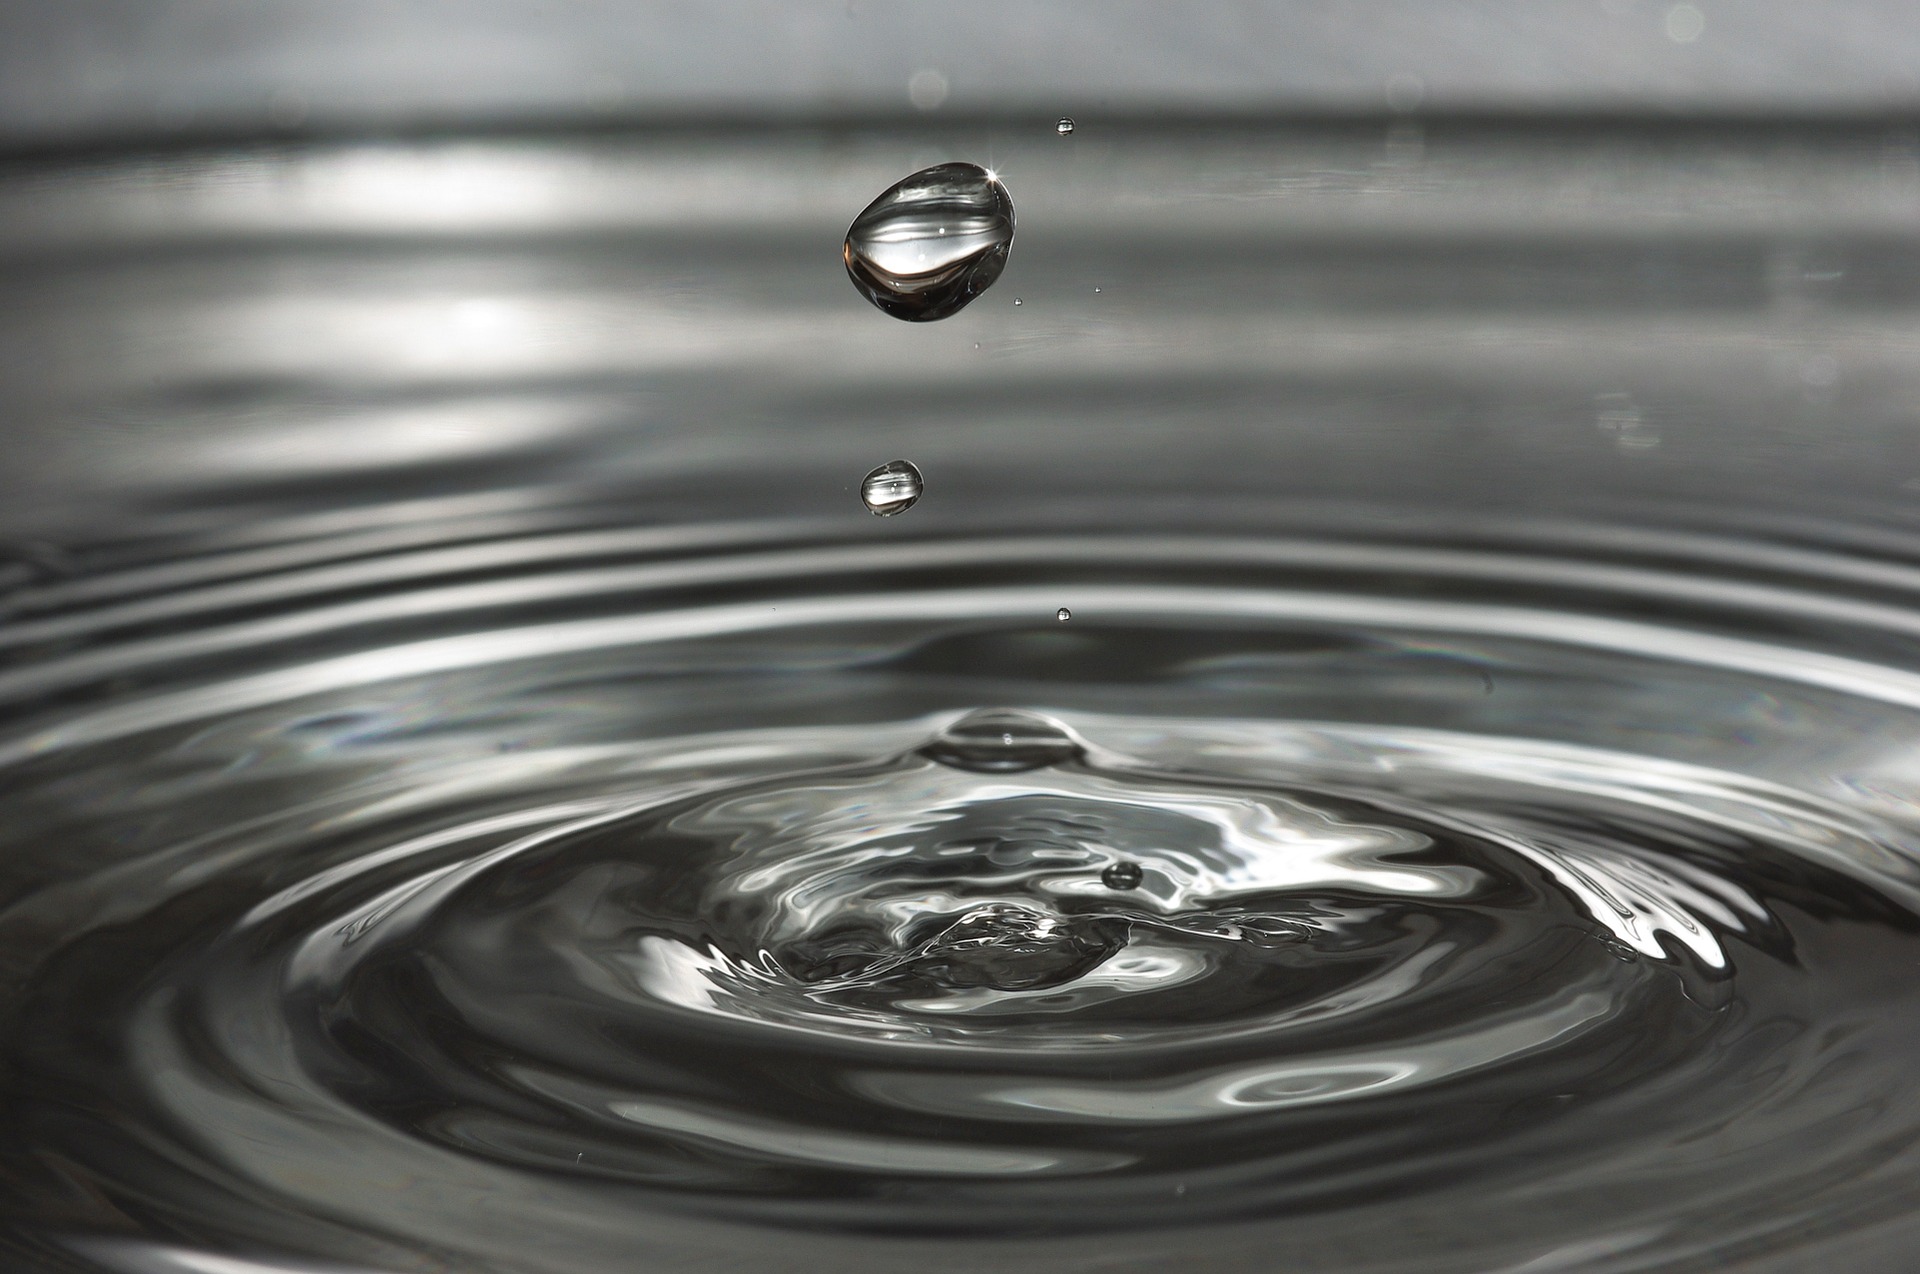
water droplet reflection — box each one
[860,460,923,516]
[919,708,1082,772]
[843,163,1015,322]
[1057,118,1075,135]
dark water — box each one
[7,122,1920,1273]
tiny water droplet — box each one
[1012,298,1022,306]
[1101,861,1144,890]
[919,708,1082,773]
[1056,117,1075,135]
[860,460,923,517]
[843,163,1015,322]
[1057,607,1071,622]
[1092,287,1101,293]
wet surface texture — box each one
[7,123,1920,1272]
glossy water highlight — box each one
[7,516,1920,1272]
[9,119,1920,1273]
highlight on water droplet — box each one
[1056,117,1075,135]
[860,460,923,517]
[1012,298,1022,306]
[1057,607,1071,622]
[843,163,1015,322]
[1101,861,1144,890]
[918,708,1083,773]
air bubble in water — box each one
[1101,861,1144,890]
[1056,117,1075,135]
[859,460,923,517]
[1057,607,1071,621]
[918,708,1082,772]
[843,163,1015,322]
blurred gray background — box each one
[3,1,1919,551]
[1,0,1916,151]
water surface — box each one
[6,121,1920,1273]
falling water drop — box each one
[859,460,923,517]
[1056,117,1075,135]
[1012,298,1022,306]
[1101,861,1144,890]
[918,708,1082,773]
[1057,607,1071,622]
[843,163,1015,322]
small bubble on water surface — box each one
[843,163,1014,321]
[919,708,1082,772]
[860,460,923,516]
[1056,117,1075,135]
[1057,607,1071,621]
[1101,861,1144,890]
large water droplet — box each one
[843,163,1014,322]
[860,460,923,516]
[1057,607,1071,622]
[1101,861,1144,890]
[1056,117,1075,135]
[918,708,1082,773]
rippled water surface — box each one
[8,122,1920,1273]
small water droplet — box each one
[1101,861,1144,890]
[1056,117,1075,135]
[1012,298,1022,306]
[843,163,1015,322]
[1092,287,1101,294]
[919,708,1082,773]
[1057,607,1071,622]
[860,460,923,517]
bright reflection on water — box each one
[5,122,1920,1274]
